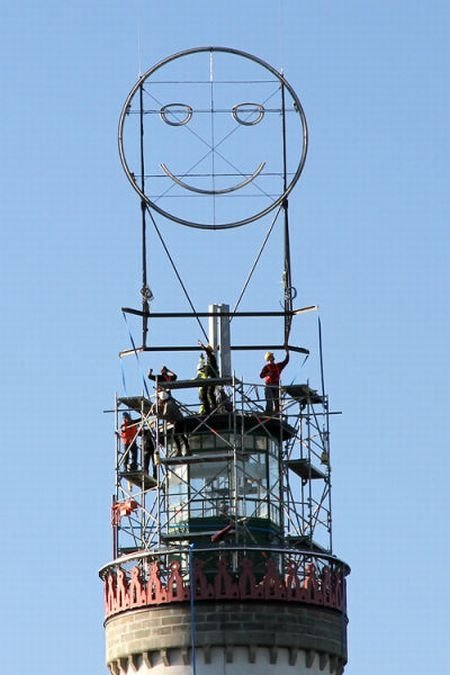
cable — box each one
[146,205,209,342]
[122,310,152,399]
[232,204,283,317]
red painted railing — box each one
[101,549,348,618]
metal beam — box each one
[119,344,309,357]
[121,305,318,319]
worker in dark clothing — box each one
[120,412,138,471]
[151,391,190,457]
[148,365,177,397]
[148,365,177,383]
[259,350,290,415]
[197,341,219,415]
[140,427,157,478]
[198,341,219,377]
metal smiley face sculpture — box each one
[118,47,308,230]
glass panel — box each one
[255,436,268,450]
[268,453,278,488]
[200,434,216,451]
[270,503,280,523]
[241,435,254,451]
[214,432,232,450]
[268,439,279,457]
[188,435,202,450]
[190,461,232,518]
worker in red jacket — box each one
[120,412,138,471]
[259,350,289,415]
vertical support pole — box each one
[281,80,294,345]
[306,404,313,544]
[139,84,150,348]
[219,305,231,377]
[112,495,118,559]
[318,317,333,551]
[208,304,217,356]
[189,544,197,675]
[208,303,232,377]
[113,393,120,558]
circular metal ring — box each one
[118,46,308,230]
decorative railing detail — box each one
[102,551,347,618]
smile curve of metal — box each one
[160,161,266,195]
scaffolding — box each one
[111,364,334,560]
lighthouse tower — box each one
[100,47,350,675]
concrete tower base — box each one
[105,603,347,675]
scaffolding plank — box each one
[285,535,330,553]
[283,384,323,404]
[121,469,157,490]
[160,452,235,465]
[118,396,153,414]
[157,377,235,390]
[161,530,220,541]
[285,459,326,480]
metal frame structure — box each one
[118,45,308,231]
[103,52,349,664]
[110,45,336,565]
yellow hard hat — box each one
[264,351,274,361]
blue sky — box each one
[1,2,449,673]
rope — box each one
[146,205,209,342]
[122,310,152,399]
[119,356,128,395]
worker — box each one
[197,340,219,414]
[140,427,157,479]
[198,341,219,377]
[151,391,190,457]
[120,412,138,471]
[148,365,177,397]
[148,365,177,383]
[259,350,290,414]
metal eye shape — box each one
[160,103,193,126]
[232,103,265,126]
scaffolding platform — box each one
[181,413,297,441]
[118,396,153,414]
[121,469,157,490]
[283,384,323,405]
[285,459,326,480]
[285,535,329,553]
[160,452,235,465]
[157,377,236,390]
[160,530,220,542]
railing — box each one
[100,546,349,619]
